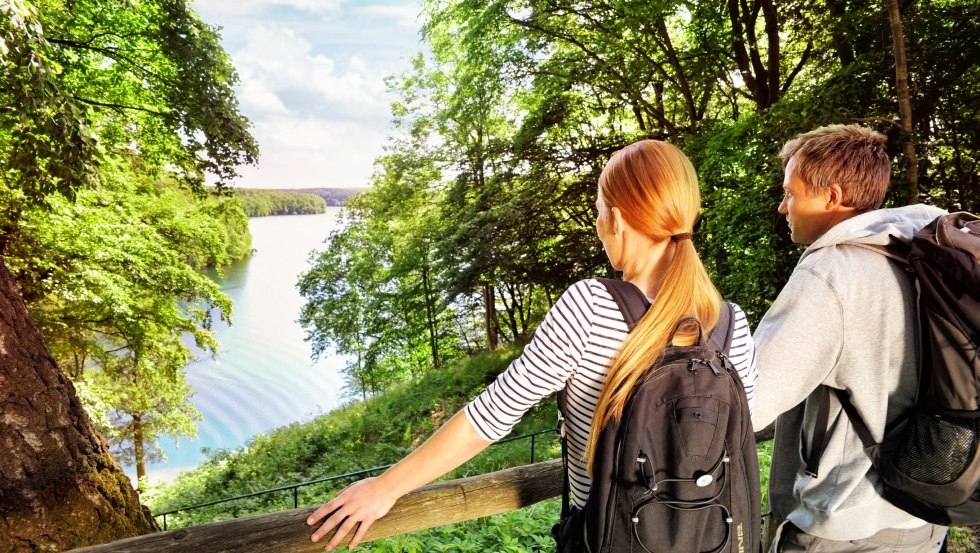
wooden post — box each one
[68,459,564,553]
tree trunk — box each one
[886,0,918,204]
[420,260,440,369]
[482,283,498,351]
[134,416,147,485]
[0,257,157,551]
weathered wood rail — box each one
[68,427,775,552]
[68,459,564,552]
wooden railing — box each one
[68,427,774,552]
[68,459,564,552]
[153,428,556,530]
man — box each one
[752,124,948,552]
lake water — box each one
[134,208,348,483]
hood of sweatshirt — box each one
[799,204,947,264]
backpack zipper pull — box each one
[708,360,722,376]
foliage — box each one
[0,0,258,482]
[298,153,476,400]
[234,188,327,217]
[0,0,257,208]
[0,0,96,207]
[3,168,251,477]
[299,0,980,400]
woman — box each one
[307,140,757,551]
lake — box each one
[135,208,348,483]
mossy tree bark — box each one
[0,258,157,552]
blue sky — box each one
[192,0,424,189]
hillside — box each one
[143,345,562,547]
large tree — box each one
[0,258,157,550]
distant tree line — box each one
[286,187,365,206]
[299,0,979,401]
[235,188,327,217]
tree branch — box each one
[72,96,168,117]
[47,38,169,83]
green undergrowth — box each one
[143,344,562,531]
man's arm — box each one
[751,265,844,429]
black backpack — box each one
[809,211,980,526]
[554,278,761,553]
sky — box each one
[191,0,425,190]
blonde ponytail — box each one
[585,141,722,471]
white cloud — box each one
[257,117,336,151]
[189,0,423,189]
[193,0,344,18]
[235,118,384,188]
[238,79,291,115]
[271,0,344,16]
[358,4,419,28]
[234,24,388,117]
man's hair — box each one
[779,124,890,211]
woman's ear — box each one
[610,206,624,237]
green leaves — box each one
[5,166,248,472]
[1,0,262,476]
[299,0,980,385]
[0,0,97,205]
[0,0,258,221]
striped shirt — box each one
[464,279,757,508]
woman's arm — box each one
[307,410,491,550]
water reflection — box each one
[136,209,347,483]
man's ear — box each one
[825,183,846,210]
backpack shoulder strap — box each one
[559,278,649,418]
[805,387,877,478]
[597,277,734,352]
[834,388,876,448]
[596,277,650,330]
[708,301,736,354]
[843,238,912,266]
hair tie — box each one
[670,233,692,242]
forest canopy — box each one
[299,0,979,400]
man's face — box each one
[778,157,835,245]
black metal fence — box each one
[153,428,557,530]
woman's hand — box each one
[305,411,491,550]
[307,476,398,550]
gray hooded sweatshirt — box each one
[752,204,946,540]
